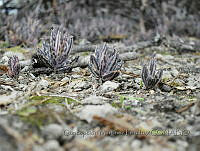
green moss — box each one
[111,95,144,109]
[124,105,132,110]
[118,95,144,102]
[4,46,28,53]
[111,101,122,108]
[29,95,80,106]
[15,95,80,128]
[16,106,37,116]
[19,108,60,128]
[29,95,65,106]
[0,41,9,48]
[80,51,90,56]
[162,78,170,83]
[30,95,47,101]
[187,95,197,102]
[168,81,184,87]
[37,41,43,48]
[140,80,144,89]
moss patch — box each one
[15,95,80,128]
[4,46,28,53]
[0,41,9,48]
[17,107,64,128]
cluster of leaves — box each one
[7,55,21,78]
[32,27,124,82]
[4,26,164,91]
[32,27,78,75]
[141,55,163,89]
[88,44,123,82]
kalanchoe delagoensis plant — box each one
[32,27,78,75]
[88,43,123,82]
[8,56,21,78]
[141,55,163,89]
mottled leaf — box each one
[89,43,122,82]
[141,55,163,89]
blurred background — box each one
[0,0,200,47]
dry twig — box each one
[176,103,195,113]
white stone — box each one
[76,104,117,123]
[82,95,107,104]
[42,124,63,140]
[100,81,119,92]
[171,68,179,77]
[43,140,63,151]
[37,79,49,89]
[4,51,25,60]
[61,77,69,82]
[162,71,172,80]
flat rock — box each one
[42,124,63,140]
[76,104,117,123]
[43,140,63,151]
[37,79,49,89]
[4,51,25,61]
[162,70,172,80]
[100,81,119,92]
[82,95,107,104]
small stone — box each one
[100,81,119,92]
[134,78,142,89]
[176,140,188,150]
[43,140,63,151]
[18,84,28,91]
[162,55,174,60]
[149,90,155,94]
[18,76,24,80]
[32,145,44,151]
[131,140,141,149]
[21,66,30,72]
[135,78,141,84]
[187,76,200,88]
[158,83,172,92]
[82,95,107,104]
[76,81,87,88]
[162,70,172,80]
[76,104,117,123]
[71,74,81,79]
[61,77,69,82]
[161,85,172,92]
[42,124,63,140]
[124,99,140,106]
[0,91,18,105]
[171,68,179,77]
[1,56,9,64]
[193,101,200,115]
[37,79,49,89]
[155,54,163,59]
[4,51,25,61]
[174,79,184,86]
[79,39,91,45]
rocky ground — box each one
[0,40,200,151]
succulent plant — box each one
[32,27,78,74]
[88,43,123,82]
[141,55,163,89]
[8,56,21,78]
